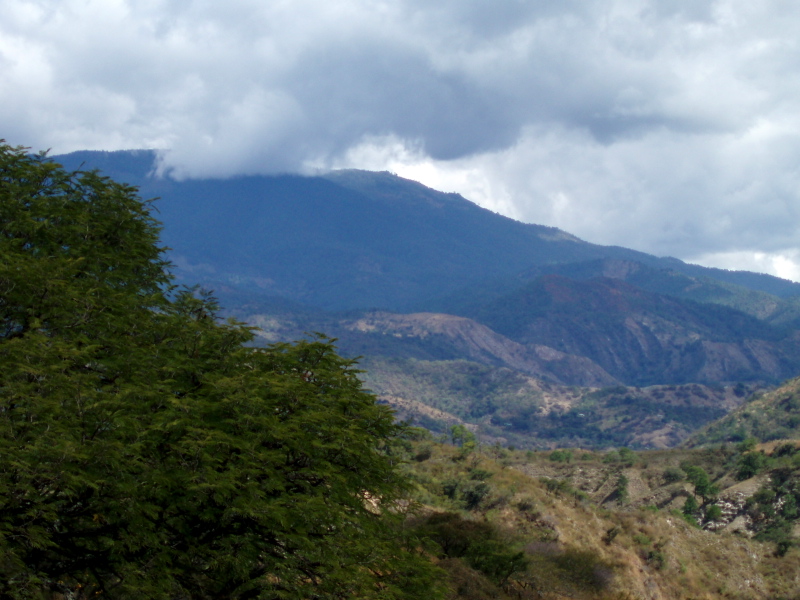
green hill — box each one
[687,376,800,446]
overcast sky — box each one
[3,0,800,280]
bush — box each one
[549,449,573,463]
[550,549,614,592]
[466,540,529,586]
[615,473,630,504]
[419,513,495,559]
[683,494,699,515]
[414,443,434,462]
[462,481,492,510]
[736,451,771,480]
[663,466,685,483]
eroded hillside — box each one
[404,434,800,599]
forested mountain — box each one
[52,150,800,311]
[49,149,800,449]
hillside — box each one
[362,358,751,449]
[49,150,800,450]
[432,258,800,325]
[442,274,800,386]
[225,304,761,449]
[402,433,800,599]
[687,376,800,447]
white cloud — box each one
[2,0,800,280]
[690,250,800,283]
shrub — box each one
[414,444,434,462]
[705,505,723,522]
[462,481,492,510]
[615,473,630,504]
[663,466,685,483]
[736,451,771,480]
[549,449,573,463]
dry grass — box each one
[406,439,800,599]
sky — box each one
[2,0,800,281]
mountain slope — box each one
[444,274,800,385]
[51,150,800,312]
[47,149,800,449]
[686,376,800,446]
[432,257,800,324]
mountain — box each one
[686,376,800,446]
[222,305,763,449]
[49,149,800,448]
[430,257,800,325]
[51,150,800,312]
[438,274,800,386]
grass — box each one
[402,433,800,599]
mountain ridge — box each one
[51,149,800,310]
[48,149,800,448]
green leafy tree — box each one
[705,505,723,522]
[682,464,719,504]
[736,451,771,480]
[0,143,443,599]
[615,472,630,504]
[683,494,699,516]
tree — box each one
[683,494,699,516]
[614,472,630,504]
[681,464,719,504]
[736,451,771,480]
[0,143,443,599]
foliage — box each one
[683,494,699,517]
[736,450,772,480]
[687,377,800,446]
[681,464,719,503]
[615,473,630,504]
[418,513,528,587]
[662,466,684,483]
[746,462,800,556]
[549,449,573,463]
[539,478,588,501]
[604,447,637,468]
[0,144,442,599]
[705,505,723,522]
[541,549,615,593]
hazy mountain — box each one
[51,150,800,312]
[686,376,800,446]
[440,274,800,386]
[49,149,800,447]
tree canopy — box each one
[0,143,442,599]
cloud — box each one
[2,0,800,279]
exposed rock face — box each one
[703,493,753,533]
[472,275,800,386]
[344,311,618,387]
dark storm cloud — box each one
[2,0,800,278]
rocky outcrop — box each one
[473,275,800,386]
[344,311,618,387]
